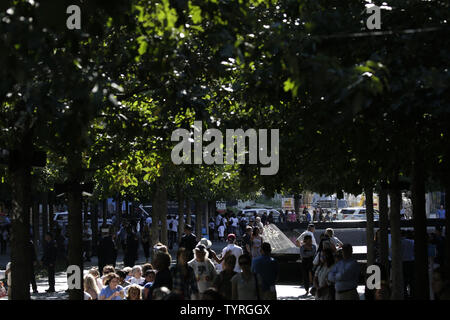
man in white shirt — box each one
[209,234,243,273]
[188,244,217,296]
[167,215,178,250]
[146,216,152,226]
[296,224,317,247]
[230,215,239,236]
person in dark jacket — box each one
[42,232,57,292]
[29,239,38,293]
[179,224,197,261]
[124,228,139,268]
[98,231,116,275]
[148,251,173,299]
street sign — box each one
[282,198,294,210]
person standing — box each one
[218,222,226,242]
[179,224,197,262]
[401,230,415,299]
[313,248,335,300]
[210,234,243,273]
[98,230,116,275]
[251,242,279,300]
[42,232,57,293]
[188,244,217,298]
[241,226,252,256]
[0,228,8,254]
[250,227,263,259]
[170,248,199,300]
[231,254,263,300]
[328,244,360,300]
[299,235,316,295]
[168,215,178,250]
[208,218,215,241]
[261,212,268,225]
[82,224,92,262]
[296,224,317,247]
[148,251,173,299]
[28,239,38,294]
[213,254,237,299]
[436,204,446,219]
[141,223,151,262]
[230,214,239,236]
[124,228,139,268]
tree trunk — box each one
[294,193,300,220]
[32,199,40,256]
[160,183,168,246]
[48,191,55,233]
[411,151,429,299]
[444,182,450,269]
[379,186,390,272]
[83,200,89,225]
[389,180,404,300]
[150,190,160,246]
[42,193,48,245]
[102,199,107,223]
[205,201,210,238]
[365,187,375,266]
[91,201,99,256]
[177,188,185,243]
[66,152,84,300]
[10,137,33,300]
[115,195,121,227]
[195,199,202,241]
[186,198,192,225]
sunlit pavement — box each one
[275,285,366,300]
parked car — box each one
[53,211,112,226]
[337,207,379,221]
[240,208,280,223]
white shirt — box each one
[296,230,317,247]
[218,225,225,237]
[188,258,217,293]
[231,217,239,227]
[129,277,145,286]
[221,244,243,272]
[170,219,178,232]
[215,216,222,226]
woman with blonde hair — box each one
[88,267,103,290]
[84,274,100,300]
[126,284,142,300]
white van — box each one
[338,207,379,221]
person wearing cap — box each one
[179,224,197,261]
[296,224,317,247]
[210,234,243,273]
[188,244,217,297]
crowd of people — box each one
[78,219,279,300]
[1,207,449,301]
[295,223,450,300]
